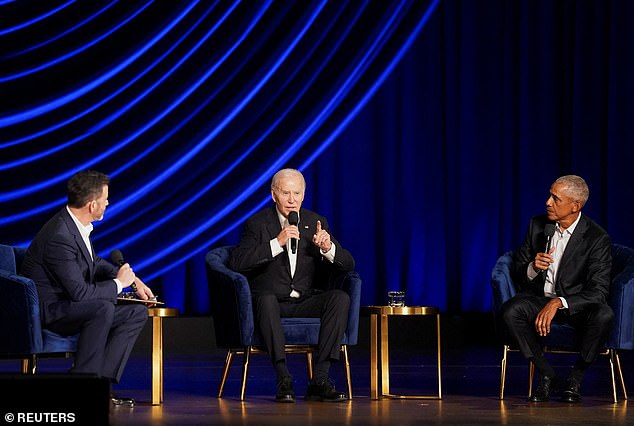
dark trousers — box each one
[501,294,614,363]
[252,289,350,365]
[45,300,148,383]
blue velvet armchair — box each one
[491,243,634,402]
[0,244,78,373]
[204,245,362,400]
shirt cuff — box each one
[527,262,539,280]
[270,238,284,257]
[321,243,336,263]
[558,297,568,309]
[113,278,123,294]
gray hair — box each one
[555,175,589,207]
[271,168,305,191]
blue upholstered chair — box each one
[205,245,362,400]
[491,243,634,402]
[0,244,78,373]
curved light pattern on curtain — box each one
[0,0,439,313]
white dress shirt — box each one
[269,209,336,297]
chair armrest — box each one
[0,270,43,354]
[205,247,255,347]
[490,251,516,314]
[334,271,362,346]
[607,259,634,350]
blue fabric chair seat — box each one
[491,243,634,402]
[42,330,80,353]
[205,245,362,400]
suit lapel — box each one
[266,207,292,277]
[557,215,588,282]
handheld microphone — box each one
[110,249,125,266]
[110,249,137,291]
[544,224,556,253]
[288,211,299,254]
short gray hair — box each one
[271,168,305,191]
[555,175,589,207]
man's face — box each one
[545,182,579,223]
[89,185,109,222]
[271,175,304,218]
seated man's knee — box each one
[130,304,148,322]
[254,293,278,308]
[93,300,115,321]
[328,289,350,311]
[593,304,614,328]
[501,298,520,323]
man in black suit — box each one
[502,175,613,403]
[229,168,355,403]
[21,170,154,407]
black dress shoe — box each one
[529,375,559,402]
[305,377,347,402]
[561,378,581,403]
[110,393,135,407]
[275,375,295,403]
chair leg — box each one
[528,359,534,398]
[218,350,234,398]
[240,346,252,401]
[613,350,628,400]
[306,351,313,382]
[609,349,628,402]
[608,349,619,403]
[499,345,509,400]
[22,355,37,374]
[341,345,352,399]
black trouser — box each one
[45,301,148,383]
[501,294,614,364]
[252,290,350,366]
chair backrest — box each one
[205,246,256,347]
[0,244,18,273]
[0,244,44,354]
[607,244,634,350]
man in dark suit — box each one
[502,175,613,403]
[229,168,355,403]
[21,170,154,407]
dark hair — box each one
[67,170,110,208]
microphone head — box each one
[110,249,125,266]
[288,211,299,226]
[544,224,556,238]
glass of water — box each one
[387,291,405,307]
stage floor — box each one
[3,345,630,425]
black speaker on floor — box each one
[0,373,109,425]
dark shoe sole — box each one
[561,393,581,403]
[305,395,347,402]
[111,398,135,407]
[275,395,295,403]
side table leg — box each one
[152,316,163,405]
[370,313,378,400]
[436,313,442,399]
[380,314,389,397]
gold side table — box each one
[362,305,442,400]
[147,307,179,405]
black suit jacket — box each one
[511,213,612,315]
[229,206,355,300]
[20,208,119,325]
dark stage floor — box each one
[1,316,632,425]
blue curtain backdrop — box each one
[1,1,633,315]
